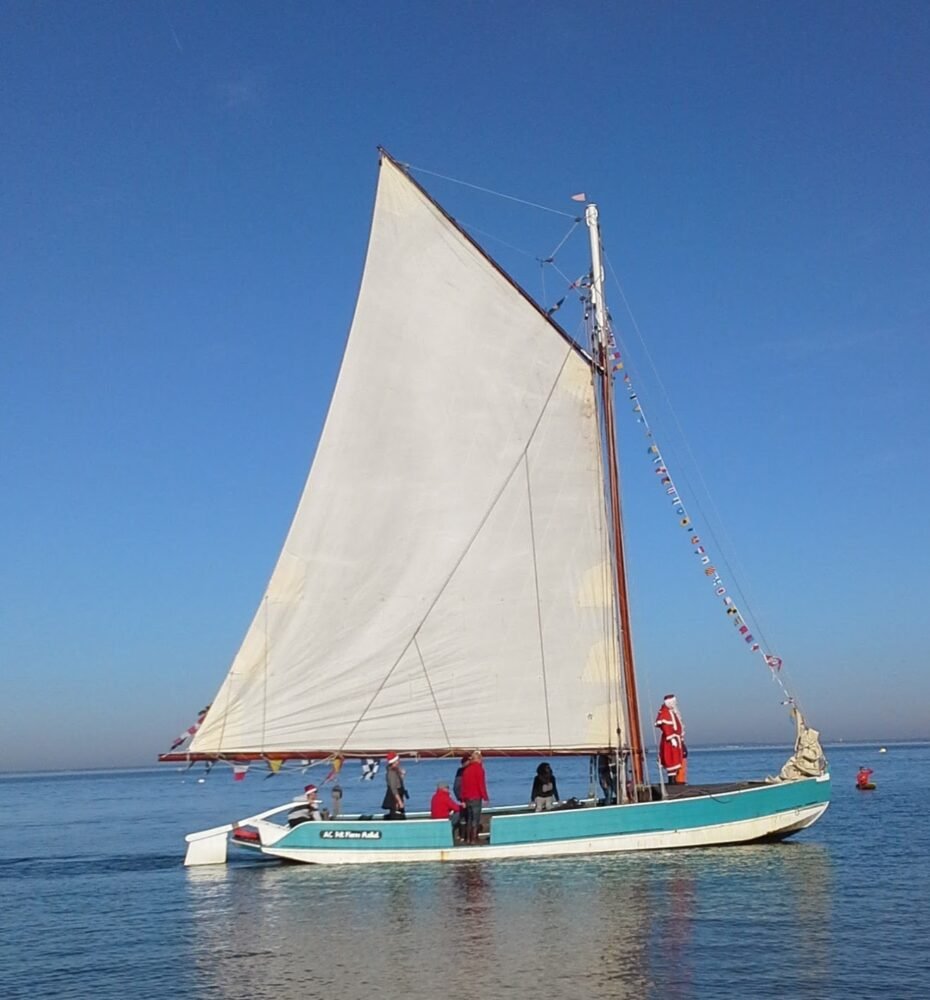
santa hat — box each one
[304,783,318,794]
[664,694,676,701]
[385,753,399,766]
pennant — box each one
[622,361,784,681]
[322,754,345,784]
[570,192,587,202]
[232,763,249,782]
[264,759,284,779]
[361,758,379,781]
[169,705,210,751]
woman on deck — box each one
[382,753,408,819]
[530,762,559,811]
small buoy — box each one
[197,777,206,783]
[879,747,887,753]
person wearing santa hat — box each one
[287,783,323,826]
[381,753,408,820]
[655,694,687,785]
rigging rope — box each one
[404,163,580,218]
[600,254,797,707]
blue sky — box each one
[2,1,928,770]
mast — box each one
[585,204,646,788]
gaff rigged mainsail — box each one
[189,154,624,759]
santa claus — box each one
[655,694,687,784]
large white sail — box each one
[191,156,622,756]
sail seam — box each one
[336,343,577,753]
[210,639,239,756]
[413,636,452,748]
[524,452,553,750]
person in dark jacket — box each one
[530,762,559,811]
[381,753,408,819]
[597,753,618,804]
[452,753,469,801]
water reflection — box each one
[183,842,832,999]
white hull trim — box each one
[258,800,829,866]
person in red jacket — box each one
[459,750,490,844]
[430,782,462,822]
[655,694,687,785]
[856,767,875,789]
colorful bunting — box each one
[610,337,784,677]
[232,763,249,782]
[322,755,344,784]
[169,705,210,751]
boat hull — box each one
[250,774,830,866]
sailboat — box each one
[163,149,830,866]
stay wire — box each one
[603,252,797,707]
[405,163,580,219]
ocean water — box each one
[1,744,927,1000]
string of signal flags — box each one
[607,335,783,677]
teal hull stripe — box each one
[275,777,830,853]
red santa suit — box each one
[655,694,686,783]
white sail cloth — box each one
[776,707,827,781]
[192,157,622,756]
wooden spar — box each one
[599,344,646,787]
[585,204,646,789]
[158,747,622,764]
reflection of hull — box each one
[856,784,876,791]
[186,774,830,866]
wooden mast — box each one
[585,204,646,789]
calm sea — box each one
[0,744,926,999]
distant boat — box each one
[163,149,831,866]
[879,747,888,753]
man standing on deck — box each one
[655,694,687,785]
[460,750,490,844]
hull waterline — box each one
[188,774,830,867]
